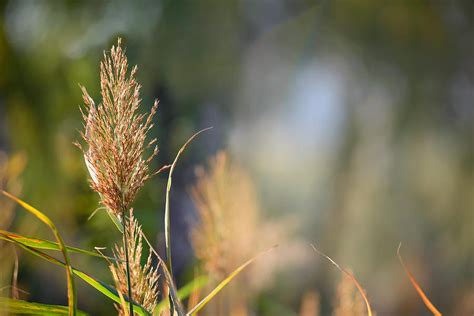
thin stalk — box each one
[164,127,212,275]
[122,208,134,316]
[164,128,211,315]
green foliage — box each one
[0,298,88,316]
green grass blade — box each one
[186,246,276,315]
[2,191,77,316]
[0,229,116,260]
[87,207,124,233]
[154,276,208,315]
[0,233,151,316]
[164,127,211,316]
[0,297,88,315]
[107,208,124,233]
[164,127,212,275]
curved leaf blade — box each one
[0,298,88,315]
[310,244,373,316]
[0,233,150,316]
[0,229,115,260]
[397,244,442,316]
[2,191,77,315]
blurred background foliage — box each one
[0,0,473,315]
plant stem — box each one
[122,207,134,316]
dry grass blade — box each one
[186,246,276,316]
[11,246,19,299]
[397,244,442,316]
[2,191,77,315]
[310,244,372,316]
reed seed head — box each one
[190,152,296,308]
[111,210,159,314]
[77,38,158,218]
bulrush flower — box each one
[77,38,158,219]
[111,210,160,315]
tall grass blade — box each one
[2,191,77,315]
[164,127,211,316]
[310,244,372,316]
[0,233,151,316]
[186,246,276,315]
[0,297,88,315]
[164,127,212,275]
[397,244,442,316]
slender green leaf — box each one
[164,127,212,274]
[0,233,151,316]
[107,208,124,233]
[0,297,88,315]
[154,276,208,315]
[164,127,212,316]
[2,191,77,315]
[186,246,276,315]
[0,229,116,260]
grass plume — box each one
[77,38,159,315]
[110,210,160,315]
[77,38,158,219]
[190,151,290,314]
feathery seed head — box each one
[78,38,158,218]
[111,210,159,314]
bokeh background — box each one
[0,1,473,315]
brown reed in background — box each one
[333,274,365,316]
[0,152,25,301]
[299,291,320,316]
[190,151,292,315]
[0,152,25,231]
